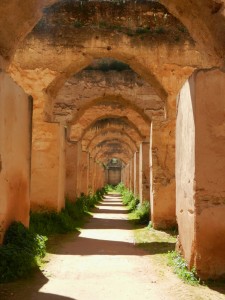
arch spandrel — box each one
[0,0,224,71]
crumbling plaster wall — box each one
[0,72,32,242]
[177,68,225,279]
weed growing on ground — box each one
[115,183,150,225]
[168,251,200,285]
[0,187,106,283]
[30,188,106,236]
[0,222,47,283]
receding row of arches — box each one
[0,0,225,281]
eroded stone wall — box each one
[31,123,65,211]
[177,69,225,279]
[0,73,32,242]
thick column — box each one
[129,158,134,192]
[31,123,65,211]
[139,142,150,202]
[89,156,95,192]
[124,164,130,189]
[79,151,89,195]
[150,120,176,229]
[0,73,32,242]
[104,167,109,186]
[177,69,225,279]
[65,141,78,201]
[134,152,139,197]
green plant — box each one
[133,202,150,225]
[30,188,105,236]
[168,251,199,285]
[155,26,165,34]
[135,27,150,34]
[0,222,47,283]
[116,183,149,225]
[73,20,83,28]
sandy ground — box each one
[0,194,225,300]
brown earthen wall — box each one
[31,123,65,211]
[177,69,225,279]
[0,73,32,242]
[176,78,196,264]
[65,141,78,201]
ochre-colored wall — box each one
[176,78,196,264]
[108,168,121,186]
[177,69,225,279]
[31,123,65,211]
[0,73,32,242]
[65,141,78,201]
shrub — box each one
[0,222,47,283]
[116,183,150,225]
[30,188,105,236]
[133,202,150,225]
[168,251,199,285]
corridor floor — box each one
[1,194,225,300]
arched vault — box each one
[95,150,131,165]
[84,129,138,153]
[89,136,136,155]
[0,0,224,70]
[69,100,151,141]
[81,117,144,145]
[91,140,133,161]
[51,68,165,123]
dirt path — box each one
[1,194,225,300]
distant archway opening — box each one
[106,158,122,186]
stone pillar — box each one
[79,151,89,195]
[139,142,150,202]
[104,167,109,186]
[65,141,78,201]
[129,158,134,192]
[134,152,139,197]
[89,156,94,192]
[150,120,176,229]
[0,73,32,242]
[124,164,130,189]
[31,122,65,212]
[176,69,225,279]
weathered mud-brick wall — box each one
[0,73,32,242]
[139,142,150,202]
[65,141,78,201]
[31,123,65,211]
[177,69,225,279]
[151,120,176,229]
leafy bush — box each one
[30,188,105,236]
[0,187,106,283]
[168,251,199,285]
[133,202,150,225]
[0,222,47,283]
[115,182,126,193]
[116,183,149,225]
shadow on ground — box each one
[0,270,77,300]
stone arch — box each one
[52,66,165,123]
[69,100,151,141]
[96,151,130,165]
[1,0,224,70]
[85,129,138,153]
[89,135,136,155]
[91,140,133,161]
[81,117,145,144]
